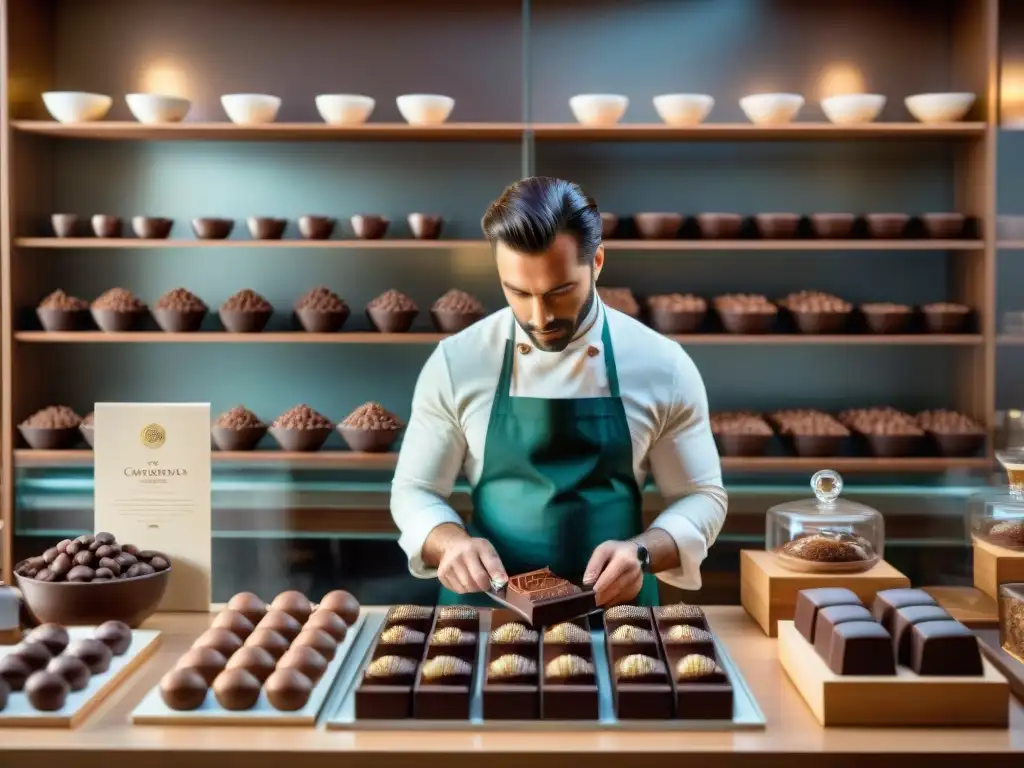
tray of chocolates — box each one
[779,587,1009,727]
[487,567,598,627]
[132,589,365,725]
[329,603,765,730]
[0,622,160,727]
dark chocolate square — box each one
[793,588,861,643]
[674,682,734,720]
[355,685,413,719]
[483,684,540,720]
[909,620,984,676]
[414,685,472,720]
[541,685,599,720]
[891,605,951,665]
[812,604,873,661]
[828,620,896,676]
[871,589,936,633]
[615,683,674,720]
[489,568,597,627]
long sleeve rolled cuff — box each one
[648,513,709,591]
[394,485,466,579]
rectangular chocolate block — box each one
[606,619,673,719]
[483,609,541,720]
[909,620,984,676]
[812,604,874,661]
[615,683,674,719]
[653,603,708,631]
[489,568,597,628]
[891,605,952,665]
[675,682,734,720]
[413,651,476,720]
[793,588,862,643]
[483,684,540,720]
[871,588,937,633]
[999,583,1024,662]
[383,605,436,634]
[540,629,598,720]
[827,620,896,675]
[355,684,414,720]
[433,605,481,632]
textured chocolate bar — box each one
[653,603,707,629]
[871,589,937,633]
[908,620,984,676]
[435,605,479,631]
[380,625,426,645]
[421,655,472,683]
[605,605,652,622]
[491,568,597,627]
[365,655,418,684]
[510,568,581,601]
[794,588,862,643]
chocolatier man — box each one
[390,177,727,607]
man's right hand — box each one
[437,533,507,594]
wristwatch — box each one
[635,542,651,572]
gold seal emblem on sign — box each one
[140,423,166,449]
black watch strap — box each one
[635,542,652,572]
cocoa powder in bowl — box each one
[269,405,333,452]
[367,290,418,334]
[769,408,849,457]
[37,290,90,332]
[295,286,350,333]
[220,289,273,334]
[92,288,144,312]
[156,288,207,312]
[598,287,640,318]
[432,289,485,333]
[212,406,267,452]
[217,407,264,430]
[338,403,404,453]
[22,406,82,429]
[838,407,923,457]
[91,288,146,332]
[647,293,707,333]
[39,290,88,312]
[154,288,208,333]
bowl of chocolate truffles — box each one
[865,213,909,239]
[916,409,985,456]
[633,212,683,240]
[338,402,404,452]
[14,533,171,627]
[754,213,800,239]
[780,290,852,334]
[695,213,743,239]
[598,287,641,319]
[269,404,334,452]
[809,213,855,239]
[861,302,913,334]
[212,406,267,452]
[432,289,485,333]
[153,287,208,333]
[713,293,777,334]
[711,411,773,456]
[408,213,443,240]
[921,302,971,333]
[19,405,83,450]
[295,286,350,333]
[838,406,924,458]
[770,409,850,457]
[367,289,418,333]
[91,287,146,332]
[647,293,707,334]
[80,411,94,447]
[921,212,966,239]
[220,289,273,333]
[37,289,90,332]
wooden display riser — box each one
[778,620,1009,727]
[977,629,1024,702]
[973,538,1024,600]
[740,550,911,637]
[924,586,999,628]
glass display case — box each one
[969,449,1024,550]
[766,470,885,573]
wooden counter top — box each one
[2,607,1022,768]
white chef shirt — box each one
[390,297,728,590]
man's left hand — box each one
[583,540,643,607]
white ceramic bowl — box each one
[220,94,281,125]
[125,93,191,124]
[739,92,805,125]
[653,94,714,125]
[905,92,976,123]
[315,94,376,125]
[396,94,455,125]
[820,94,886,124]
[42,92,112,123]
[569,94,629,125]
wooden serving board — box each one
[0,627,161,727]
[131,614,366,726]
[778,620,1009,727]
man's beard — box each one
[518,281,596,353]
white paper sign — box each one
[93,403,211,612]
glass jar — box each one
[968,449,1024,550]
[766,469,884,573]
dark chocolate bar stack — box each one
[653,603,734,719]
[540,617,599,720]
[484,609,541,719]
[794,587,984,677]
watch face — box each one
[636,544,651,569]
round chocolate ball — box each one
[264,668,313,712]
[225,645,276,683]
[270,591,313,624]
[304,610,347,642]
[97,557,121,576]
[73,550,96,568]
[47,655,91,691]
[75,534,95,549]
[94,620,132,656]
[212,667,261,711]
[49,552,72,578]
[293,628,337,661]
[0,655,31,691]
[227,592,267,626]
[176,646,227,686]
[160,667,208,711]
[42,547,60,564]
[25,670,69,712]
[193,627,244,659]
[278,645,327,684]
[13,641,52,672]
[257,610,302,642]
[125,562,155,579]
[66,638,113,674]
[55,538,73,553]
[95,531,116,546]
[149,556,171,572]
[66,565,95,583]
[26,624,70,656]
[0,677,8,711]
[211,609,255,641]
[318,590,360,625]
[244,628,290,661]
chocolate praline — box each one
[25,670,69,711]
[318,590,360,625]
[94,620,132,655]
[212,667,261,711]
[293,628,337,661]
[13,641,52,672]
[66,638,113,674]
[0,655,32,691]
[194,627,244,658]
[244,628,290,660]
[226,592,268,626]
[211,609,255,640]
[176,646,227,686]
[47,655,91,691]
[265,668,313,712]
[278,645,327,684]
[304,610,347,642]
[160,667,208,711]
[258,610,302,641]
[225,645,277,683]
[270,590,313,624]
[26,624,70,656]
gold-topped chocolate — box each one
[656,604,705,620]
[604,605,650,621]
[543,622,590,644]
[615,653,665,680]
[366,655,418,680]
[430,627,474,646]
[664,624,714,643]
[379,625,425,645]
[491,622,538,644]
[385,605,432,622]
[421,655,472,682]
[487,654,538,681]
[544,654,594,680]
[674,654,726,682]
[437,606,478,622]
[609,625,655,644]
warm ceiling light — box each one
[816,62,867,99]
[139,60,190,98]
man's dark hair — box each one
[481,176,602,264]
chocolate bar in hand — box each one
[490,567,597,627]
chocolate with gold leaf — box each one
[490,622,538,644]
[543,622,590,644]
[430,626,475,646]
[609,624,656,644]
[544,654,594,682]
[654,603,707,628]
[436,605,479,631]
[365,655,418,684]
[604,605,651,624]
[379,625,426,646]
[487,654,537,683]
[421,655,473,684]
[615,653,667,683]
[674,653,727,683]
[384,605,434,633]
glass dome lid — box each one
[968,449,1024,550]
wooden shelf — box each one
[997,335,1024,346]
[12,331,984,346]
[13,449,991,473]
[10,121,987,142]
[997,241,1024,250]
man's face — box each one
[495,233,604,352]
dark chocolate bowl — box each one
[269,426,333,452]
[296,308,350,333]
[367,308,418,334]
[338,426,402,453]
[809,213,855,239]
[633,213,683,240]
[153,308,207,333]
[789,434,846,457]
[37,307,90,332]
[715,433,772,457]
[91,308,145,332]
[15,569,170,628]
[790,309,850,334]
[923,307,971,334]
[649,308,706,334]
[718,310,776,334]
[754,213,800,239]
[220,309,272,333]
[865,213,909,239]
[930,431,985,457]
[864,433,924,458]
[211,425,268,452]
[696,213,743,239]
[862,307,913,334]
[18,426,80,450]
[432,310,484,333]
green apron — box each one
[438,313,659,608]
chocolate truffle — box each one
[380,625,425,645]
[278,645,328,684]
[25,670,69,711]
[0,655,32,691]
[46,655,91,691]
[663,624,714,645]
[211,609,256,641]
[365,655,418,684]
[293,629,338,661]
[318,590,360,625]
[212,668,261,711]
[270,590,313,624]
[265,668,313,712]
[66,638,113,674]
[245,628,290,660]
[490,622,537,644]
[227,592,268,625]
[385,605,432,624]
[94,620,132,655]
[872,589,937,633]
[605,605,652,624]
[615,654,667,683]
[543,623,589,644]
[258,610,302,642]
[487,654,537,683]
[544,654,594,682]
[304,610,347,642]
[13,641,53,672]
[194,627,244,658]
[675,654,727,683]
[654,603,706,625]
[0,678,8,711]
[26,624,70,656]
[420,655,472,683]
[430,627,475,646]
[160,667,208,711]
[225,645,276,683]
[176,646,228,686]
[609,625,656,644]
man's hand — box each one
[437,535,507,594]
[583,540,643,606]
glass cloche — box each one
[968,449,1024,551]
[767,469,884,573]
